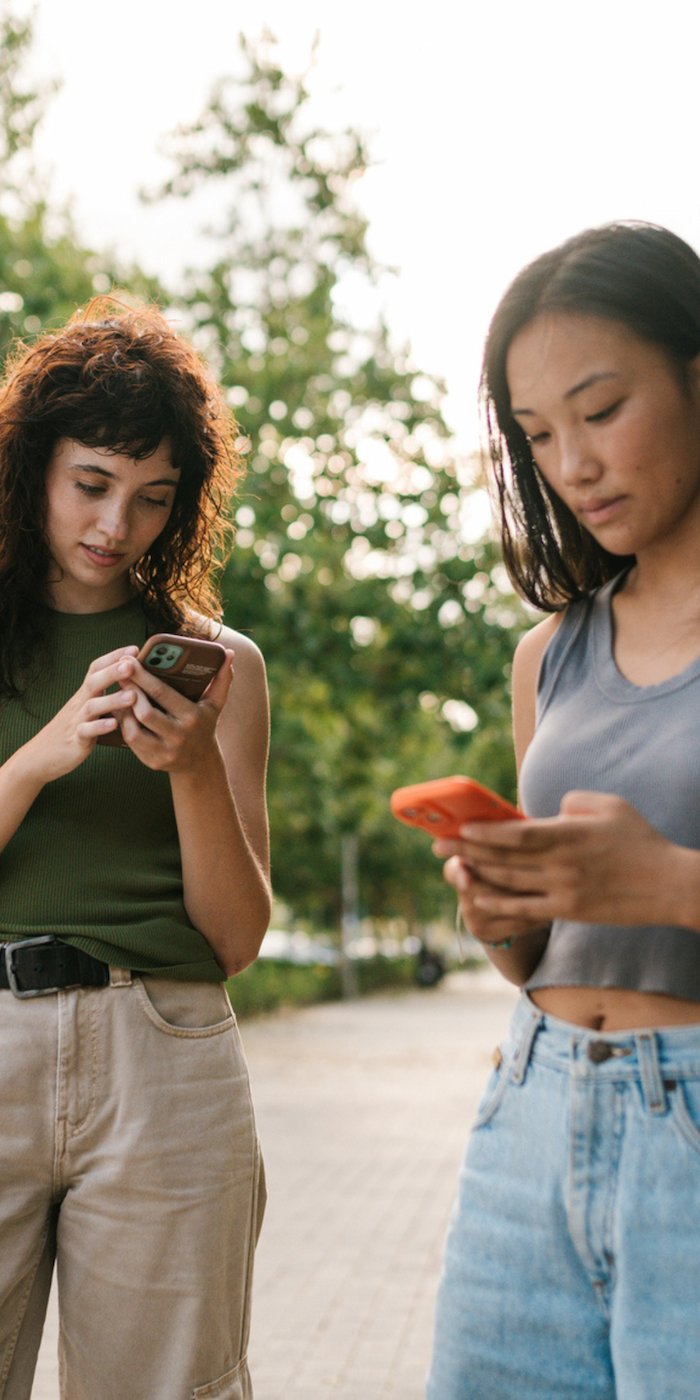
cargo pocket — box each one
[192,1355,250,1398]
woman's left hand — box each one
[435,791,685,929]
[113,650,234,771]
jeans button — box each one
[587,1039,615,1063]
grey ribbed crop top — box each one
[519,569,700,1002]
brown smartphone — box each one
[98,633,228,748]
[390,775,524,839]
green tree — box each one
[0,7,55,201]
[152,35,530,929]
[152,35,528,929]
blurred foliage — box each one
[0,7,54,199]
[227,953,418,1019]
[154,34,530,928]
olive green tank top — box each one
[0,598,223,982]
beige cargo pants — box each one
[0,968,265,1399]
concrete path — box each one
[31,967,518,1399]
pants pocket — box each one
[192,1355,250,1398]
[133,977,235,1038]
[669,1078,700,1158]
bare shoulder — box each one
[219,628,268,736]
[512,611,563,688]
[189,614,266,682]
[187,613,268,756]
[217,623,266,677]
[512,611,564,773]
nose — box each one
[96,495,131,542]
[557,429,602,489]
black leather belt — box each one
[0,937,111,998]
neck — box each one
[620,517,700,609]
[46,578,136,614]
[619,559,700,625]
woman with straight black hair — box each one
[427,223,700,1399]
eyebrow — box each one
[69,464,180,487]
[511,371,621,418]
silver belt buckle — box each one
[4,936,60,998]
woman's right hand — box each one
[20,646,139,784]
[440,850,547,949]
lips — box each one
[80,543,125,567]
[577,496,626,525]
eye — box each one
[141,496,170,509]
[75,481,105,497]
[526,430,550,447]
[586,399,622,424]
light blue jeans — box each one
[427,993,700,1399]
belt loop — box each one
[637,1031,667,1115]
[109,966,132,987]
[510,1008,543,1086]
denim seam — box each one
[192,1354,246,1397]
[0,1217,52,1396]
[599,1082,626,1304]
[669,1086,700,1157]
[510,1011,544,1085]
[637,1032,668,1115]
[64,991,100,1140]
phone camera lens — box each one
[154,647,168,655]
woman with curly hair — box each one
[0,299,270,1399]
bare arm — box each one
[439,612,562,986]
[170,635,271,977]
[117,628,271,977]
[511,613,562,773]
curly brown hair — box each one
[0,296,242,698]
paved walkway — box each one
[31,967,518,1399]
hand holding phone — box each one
[390,775,523,840]
[98,633,227,748]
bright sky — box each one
[19,0,700,450]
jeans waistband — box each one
[504,991,700,1094]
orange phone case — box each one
[390,775,523,838]
[97,633,227,748]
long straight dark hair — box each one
[481,222,700,610]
